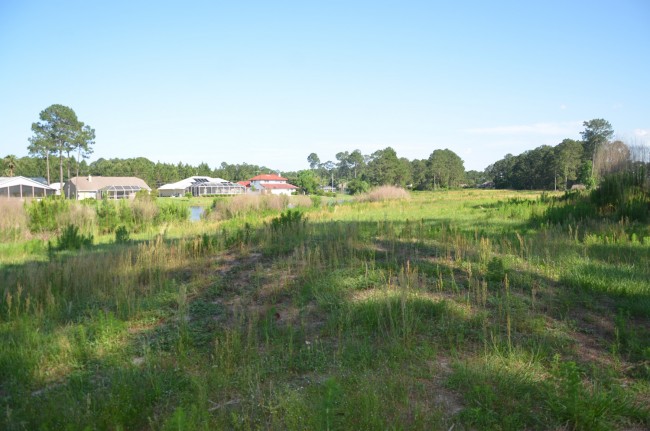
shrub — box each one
[26,197,70,232]
[156,202,190,223]
[135,189,155,201]
[53,224,93,251]
[270,209,305,232]
[96,199,119,233]
[115,225,130,244]
[591,168,649,222]
[347,179,370,195]
[486,257,507,283]
[118,199,134,228]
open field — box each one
[1,189,649,430]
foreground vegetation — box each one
[1,189,649,430]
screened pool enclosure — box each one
[187,179,246,197]
[98,185,144,199]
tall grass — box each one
[1,189,648,429]
[207,194,312,220]
[0,198,29,241]
[357,185,410,202]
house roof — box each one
[68,176,151,191]
[250,174,287,181]
[30,177,48,185]
[259,183,298,190]
[237,181,251,187]
[158,176,228,190]
[0,176,55,189]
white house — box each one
[249,174,299,196]
[64,176,151,200]
[0,176,56,198]
[158,176,246,197]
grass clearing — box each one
[1,189,648,429]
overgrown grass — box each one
[357,185,411,202]
[1,189,648,429]
[0,198,29,242]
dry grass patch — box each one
[0,197,29,241]
[358,185,410,202]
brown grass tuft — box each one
[288,195,312,208]
[208,194,295,219]
[0,198,29,241]
[131,198,159,227]
[357,186,410,202]
[56,202,96,234]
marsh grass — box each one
[1,189,648,429]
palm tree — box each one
[3,154,18,177]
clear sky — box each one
[1,0,648,173]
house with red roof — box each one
[249,174,298,196]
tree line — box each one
[6,104,645,194]
[296,147,467,194]
[4,104,470,194]
[485,119,648,190]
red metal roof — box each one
[250,174,287,181]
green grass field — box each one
[1,190,649,430]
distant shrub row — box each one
[536,167,650,224]
[1,195,190,241]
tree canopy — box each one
[29,104,93,188]
[484,119,643,191]
[581,118,614,164]
[427,149,465,189]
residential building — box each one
[64,176,151,200]
[249,174,299,196]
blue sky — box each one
[1,0,648,173]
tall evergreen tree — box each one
[581,119,614,166]
[30,104,86,192]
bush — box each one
[26,197,70,232]
[270,209,305,232]
[310,195,322,208]
[591,168,649,222]
[535,167,650,224]
[347,179,370,195]
[115,225,130,244]
[156,202,190,223]
[96,199,119,233]
[53,224,93,251]
[135,189,155,201]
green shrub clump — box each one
[26,197,69,232]
[53,224,93,251]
